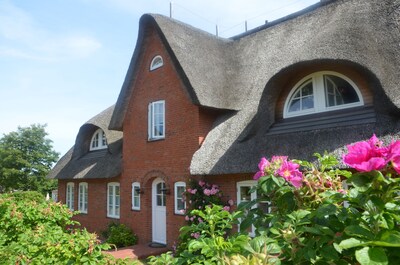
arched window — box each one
[174,181,186,215]
[107,182,120,219]
[78,182,88,214]
[90,129,107,151]
[132,182,141,211]
[66,182,74,211]
[284,72,363,118]
[150,55,163,71]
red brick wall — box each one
[202,173,254,210]
[58,177,120,235]
[120,23,212,247]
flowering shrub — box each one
[150,135,400,265]
[0,191,134,264]
[242,135,400,264]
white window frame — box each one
[78,182,88,214]
[66,182,74,211]
[150,55,164,71]
[174,181,186,215]
[132,182,141,211]
[284,71,363,118]
[237,180,258,237]
[90,128,107,151]
[107,182,120,219]
[148,100,165,140]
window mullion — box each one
[314,75,325,112]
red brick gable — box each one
[120,23,216,246]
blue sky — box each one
[0,0,319,157]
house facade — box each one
[49,0,400,248]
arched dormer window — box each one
[150,55,163,71]
[90,129,107,151]
[284,71,363,118]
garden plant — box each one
[0,191,136,264]
[149,135,400,265]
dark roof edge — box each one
[109,14,202,131]
[231,0,337,40]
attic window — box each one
[284,71,363,118]
[90,129,107,151]
[150,55,163,71]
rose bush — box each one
[150,135,400,265]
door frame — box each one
[152,177,167,244]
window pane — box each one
[289,99,300,112]
[302,96,314,110]
[302,83,313,96]
[240,186,251,202]
[324,75,359,107]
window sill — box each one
[148,137,165,142]
[107,215,120,219]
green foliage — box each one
[147,251,175,265]
[240,153,400,264]
[0,124,59,194]
[150,150,400,265]
[149,205,280,265]
[103,223,138,248]
[0,192,128,264]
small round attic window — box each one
[90,128,107,151]
[150,55,163,71]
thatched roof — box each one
[49,105,122,180]
[55,0,400,179]
[191,0,400,174]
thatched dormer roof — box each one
[49,105,122,180]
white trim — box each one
[148,100,165,140]
[152,178,167,244]
[150,55,164,71]
[174,181,186,215]
[90,128,107,151]
[78,182,88,214]
[284,71,364,118]
[66,182,74,211]
[107,182,120,219]
[237,180,257,237]
[132,182,141,211]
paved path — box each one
[105,242,170,261]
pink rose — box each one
[343,134,387,172]
[276,160,303,188]
[253,157,270,180]
[387,141,400,174]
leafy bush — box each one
[242,135,400,264]
[103,223,138,248]
[2,190,46,203]
[0,192,129,264]
[150,135,400,265]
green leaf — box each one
[316,204,337,217]
[355,247,388,265]
[344,225,374,240]
[378,231,400,247]
[320,245,339,261]
[339,238,365,249]
[349,173,374,192]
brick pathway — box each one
[105,242,170,261]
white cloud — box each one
[0,0,102,61]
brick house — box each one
[49,0,400,248]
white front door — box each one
[152,178,167,244]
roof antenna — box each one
[216,24,219,37]
[169,1,173,18]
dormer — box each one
[90,128,108,151]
